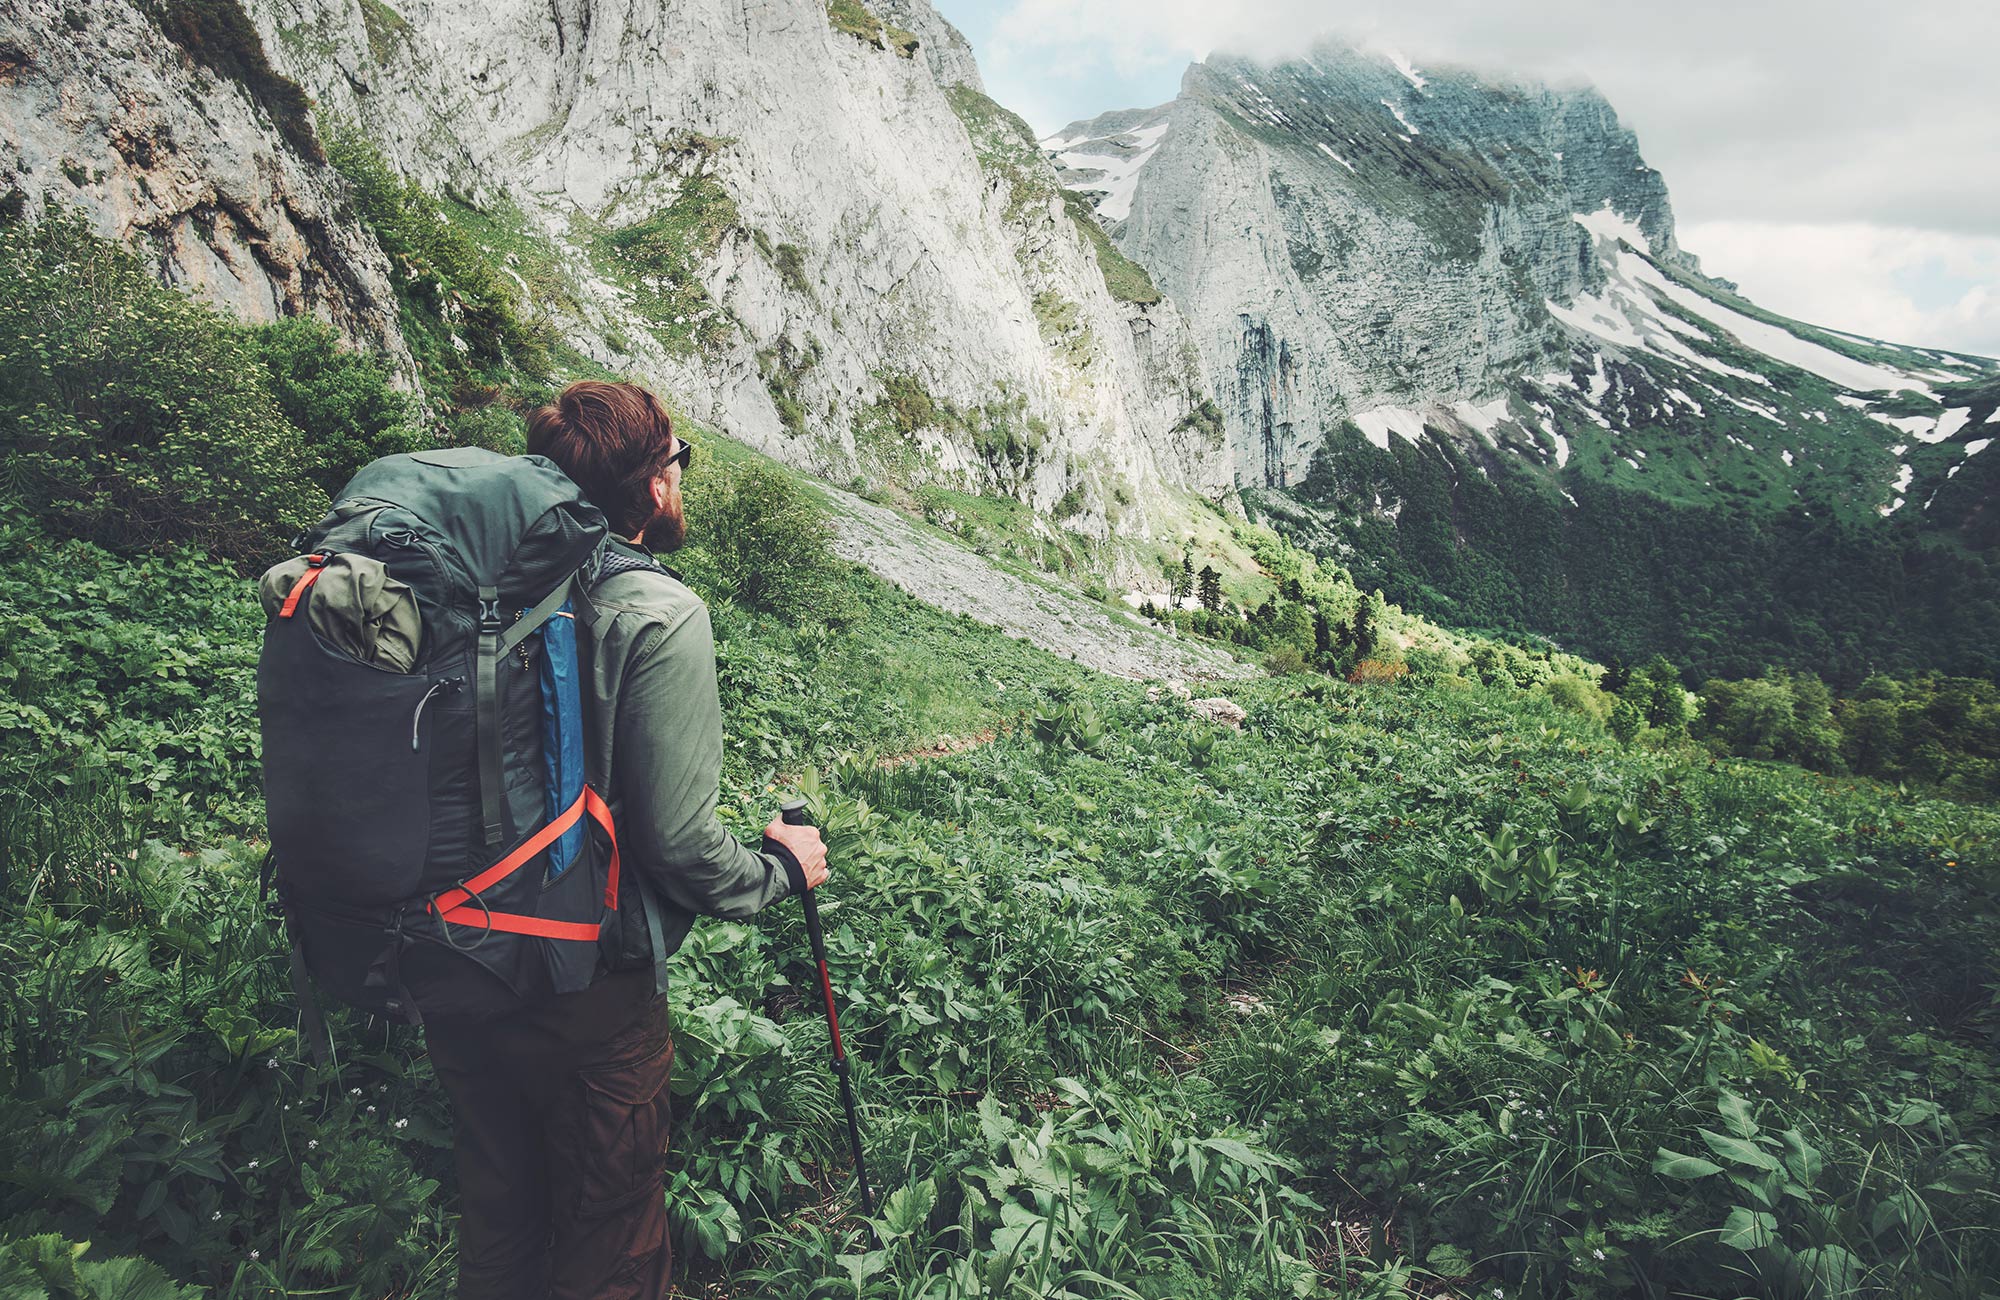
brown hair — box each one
[524,381,677,536]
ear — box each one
[650,474,667,511]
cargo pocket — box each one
[574,1038,675,1216]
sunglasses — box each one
[660,435,695,475]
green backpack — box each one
[258,448,657,1036]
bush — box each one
[1347,657,1409,686]
[249,317,422,496]
[444,403,527,456]
[0,210,325,565]
[1542,672,1612,725]
[1263,644,1308,676]
[680,457,860,627]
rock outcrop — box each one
[0,0,408,367]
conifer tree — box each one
[1197,564,1223,612]
[1351,595,1378,661]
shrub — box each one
[444,403,527,456]
[1264,644,1308,676]
[0,210,325,565]
[680,458,860,627]
[1347,657,1409,685]
[249,317,422,495]
[325,130,552,393]
[1542,672,1612,725]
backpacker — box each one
[258,447,636,1031]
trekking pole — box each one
[772,798,875,1215]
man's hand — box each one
[764,817,830,889]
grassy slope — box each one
[3,509,1996,1298]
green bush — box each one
[443,402,527,456]
[325,130,552,396]
[680,458,860,628]
[1542,671,1612,725]
[0,211,325,565]
[249,316,422,496]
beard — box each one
[638,493,686,552]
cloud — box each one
[981,0,2000,237]
[1680,222,2000,358]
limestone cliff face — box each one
[252,0,1231,528]
[1,0,1229,535]
[1053,45,1698,486]
[0,0,407,366]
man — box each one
[424,380,829,1300]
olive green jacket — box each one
[584,540,791,965]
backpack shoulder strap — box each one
[574,548,676,633]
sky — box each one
[932,0,2000,359]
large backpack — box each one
[258,448,651,1037]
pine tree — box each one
[1351,596,1378,661]
[1197,564,1223,612]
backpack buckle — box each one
[478,597,503,632]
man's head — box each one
[525,381,688,551]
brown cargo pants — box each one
[426,969,674,1300]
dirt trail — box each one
[820,486,1252,683]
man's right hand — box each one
[764,818,830,890]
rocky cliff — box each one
[2,0,1233,545]
[1053,42,1995,530]
[0,0,408,366]
[1052,44,1713,488]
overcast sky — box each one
[933,0,2000,358]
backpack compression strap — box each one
[476,575,589,847]
[429,785,620,940]
[277,553,332,619]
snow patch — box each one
[1966,437,1992,457]
[1666,387,1706,416]
[1050,121,1171,223]
[1934,407,1973,441]
[1315,141,1357,173]
[1561,490,1580,507]
[1353,407,1428,449]
[1835,394,1872,410]
[1643,276,1932,395]
[1379,98,1421,136]
[1781,449,1794,467]
[1868,411,1963,443]
[1452,395,1512,440]
[1573,203,1651,257]
[1384,50,1428,89]
[1726,395,1786,425]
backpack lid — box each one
[330,449,606,595]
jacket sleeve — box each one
[613,602,792,919]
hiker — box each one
[422,380,830,1300]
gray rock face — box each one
[1052,44,1700,486]
[872,0,985,92]
[1,0,1228,545]
[244,0,1230,532]
[0,0,408,366]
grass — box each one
[580,173,741,356]
[824,0,885,49]
[8,527,1993,1296]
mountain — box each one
[5,5,1996,681]
[1,0,1229,549]
[1051,44,2000,680]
